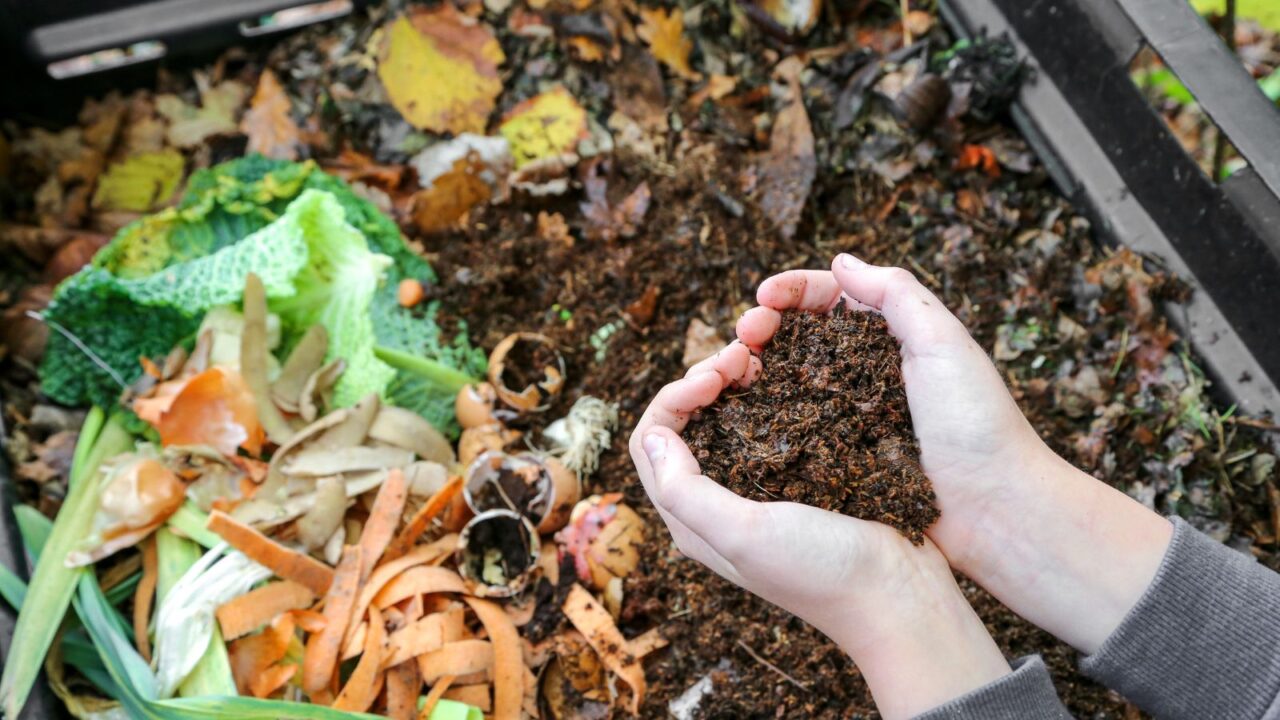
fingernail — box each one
[838,253,863,269]
[643,432,667,463]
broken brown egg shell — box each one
[537,456,580,534]
[456,509,540,598]
[487,332,566,413]
[457,423,522,466]
[463,451,553,526]
[455,382,500,430]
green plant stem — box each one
[374,345,478,393]
[0,409,133,718]
[166,503,221,549]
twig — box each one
[27,310,129,390]
[735,640,809,692]
[1226,416,1280,432]
[900,0,913,46]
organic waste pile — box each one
[686,308,938,544]
[1,0,1278,718]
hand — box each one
[628,342,1011,719]
[737,254,1172,653]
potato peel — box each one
[562,583,645,714]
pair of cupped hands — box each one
[628,254,1173,718]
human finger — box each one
[830,254,970,355]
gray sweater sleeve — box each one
[1080,516,1280,719]
[913,656,1071,719]
[917,517,1280,720]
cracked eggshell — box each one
[455,382,500,430]
[455,509,541,598]
[536,456,580,534]
[463,451,553,524]
[458,423,522,466]
[487,332,565,413]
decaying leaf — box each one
[156,79,249,148]
[755,0,822,36]
[241,70,301,161]
[954,143,1000,177]
[91,150,185,212]
[499,88,590,169]
[378,7,505,135]
[580,160,651,241]
[755,60,815,240]
[638,8,699,80]
[682,318,724,368]
[408,135,512,233]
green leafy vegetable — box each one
[40,156,480,433]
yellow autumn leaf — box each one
[91,149,185,212]
[377,7,505,135]
[499,87,590,168]
[638,7,699,80]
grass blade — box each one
[0,563,27,609]
[0,410,134,717]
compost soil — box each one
[684,308,939,544]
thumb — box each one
[642,426,755,563]
[830,253,969,354]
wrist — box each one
[940,444,1173,653]
[829,543,1011,720]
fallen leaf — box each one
[638,8,699,80]
[566,37,608,62]
[499,87,589,168]
[91,150,185,212]
[156,79,249,148]
[14,431,77,485]
[954,143,1000,177]
[537,211,572,244]
[757,0,822,36]
[378,7,505,135]
[408,134,513,233]
[625,286,660,327]
[579,160,651,241]
[241,70,301,161]
[682,318,724,367]
[755,61,815,240]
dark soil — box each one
[684,308,939,544]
